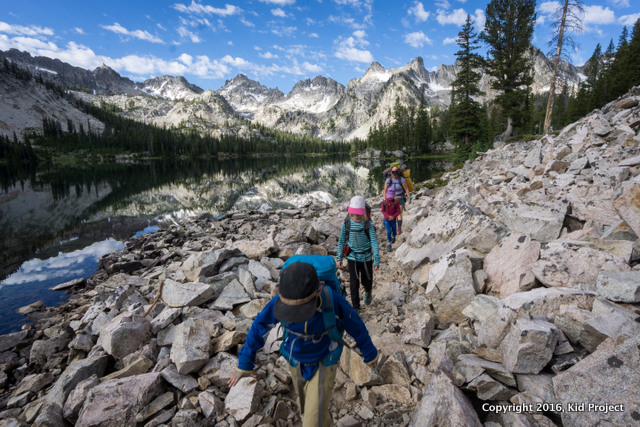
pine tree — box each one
[449,15,485,159]
[480,0,537,139]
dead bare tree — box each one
[543,0,584,134]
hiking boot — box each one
[391,236,396,244]
[397,227,402,235]
[364,292,372,305]
[387,243,392,252]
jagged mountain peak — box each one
[139,75,204,100]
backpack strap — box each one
[344,216,371,246]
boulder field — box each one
[1,87,640,426]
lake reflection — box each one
[0,154,448,333]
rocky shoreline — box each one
[1,87,640,427]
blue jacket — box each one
[336,219,380,266]
[237,288,379,381]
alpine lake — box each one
[0,154,450,333]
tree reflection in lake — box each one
[0,154,449,333]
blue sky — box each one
[1,1,638,93]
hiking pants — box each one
[384,219,397,243]
[347,259,373,310]
[289,363,338,427]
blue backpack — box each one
[279,256,347,366]
[281,255,345,296]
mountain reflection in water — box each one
[0,155,448,333]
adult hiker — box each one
[382,166,411,234]
[228,262,379,427]
[336,195,380,310]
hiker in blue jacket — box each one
[336,195,380,310]
[229,262,379,427]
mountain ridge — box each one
[0,48,584,141]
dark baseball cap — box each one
[273,262,320,323]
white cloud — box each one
[73,27,85,35]
[610,0,630,7]
[538,1,560,15]
[271,25,297,37]
[177,25,202,43]
[443,36,457,45]
[222,55,252,68]
[328,15,366,30]
[101,22,165,44]
[583,6,616,25]
[240,18,255,27]
[473,9,486,30]
[272,8,288,18]
[619,13,640,26]
[303,61,322,73]
[335,31,373,63]
[309,32,319,38]
[436,8,468,25]
[259,51,279,59]
[172,1,241,16]
[1,239,124,287]
[408,2,430,23]
[436,0,451,9]
[0,21,54,37]
[404,31,433,48]
[259,0,296,5]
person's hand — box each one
[339,259,346,269]
[373,265,379,271]
[228,369,251,387]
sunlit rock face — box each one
[1,48,582,142]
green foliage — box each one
[449,15,487,162]
[480,0,537,135]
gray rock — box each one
[135,391,175,424]
[554,305,592,344]
[161,279,216,307]
[247,260,272,291]
[76,373,163,427]
[396,201,503,272]
[224,377,263,422]
[232,236,277,260]
[484,233,540,297]
[613,184,640,238]
[497,201,566,242]
[516,373,556,404]
[160,364,199,393]
[410,370,481,427]
[454,354,516,387]
[97,311,151,360]
[13,372,54,396]
[199,352,238,388]
[150,307,181,334]
[62,375,99,423]
[425,248,476,326]
[237,265,256,298]
[182,248,244,281]
[501,319,559,374]
[467,373,516,401]
[379,355,411,387]
[596,271,640,302]
[211,329,247,353]
[340,347,383,387]
[0,330,31,352]
[402,314,435,348]
[170,319,210,375]
[198,390,224,418]
[579,298,640,352]
[553,334,640,426]
[210,279,250,310]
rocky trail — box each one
[2,86,640,427]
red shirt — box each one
[381,199,401,221]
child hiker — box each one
[382,167,411,234]
[229,262,379,427]
[381,188,401,252]
[336,195,380,310]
